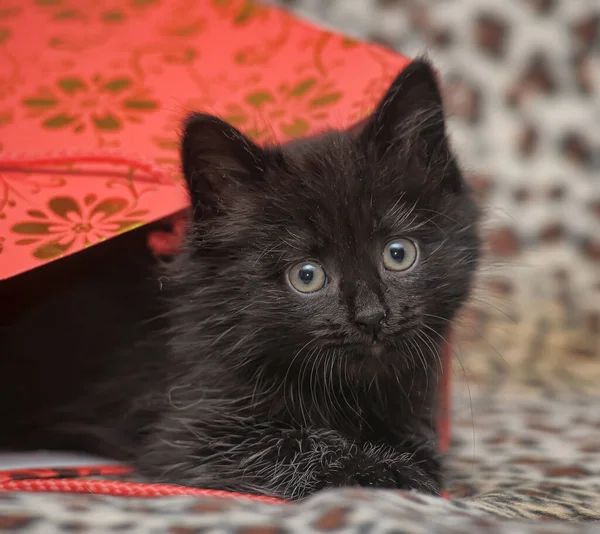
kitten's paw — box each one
[327,445,440,495]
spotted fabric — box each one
[0,392,600,532]
[1,0,599,531]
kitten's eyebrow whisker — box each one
[280,238,302,251]
[386,193,407,221]
[427,238,449,259]
[405,215,448,239]
[414,208,461,226]
[285,228,302,241]
[385,198,417,230]
[280,228,310,253]
[252,242,281,267]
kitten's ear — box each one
[181,113,266,219]
[361,58,447,159]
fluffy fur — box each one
[1,59,480,500]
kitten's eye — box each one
[288,261,327,294]
[383,238,419,271]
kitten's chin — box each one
[367,341,386,358]
[310,340,412,381]
[336,340,394,364]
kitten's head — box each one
[174,59,480,384]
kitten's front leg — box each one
[138,416,439,500]
[395,436,442,489]
[326,441,440,496]
[244,426,441,497]
[386,421,443,490]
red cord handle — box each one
[0,151,173,185]
[0,478,449,501]
[0,478,286,503]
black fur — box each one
[1,59,480,500]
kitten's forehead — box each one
[266,133,412,254]
[280,134,379,202]
[258,129,474,268]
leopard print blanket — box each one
[1,0,598,531]
[1,391,599,532]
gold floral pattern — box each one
[222,77,343,142]
[0,174,66,218]
[210,0,290,66]
[211,0,268,26]
[0,7,21,102]
[155,0,206,38]
[11,195,147,260]
[33,0,161,25]
[22,75,159,134]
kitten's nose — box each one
[355,309,385,337]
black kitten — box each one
[1,59,479,500]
